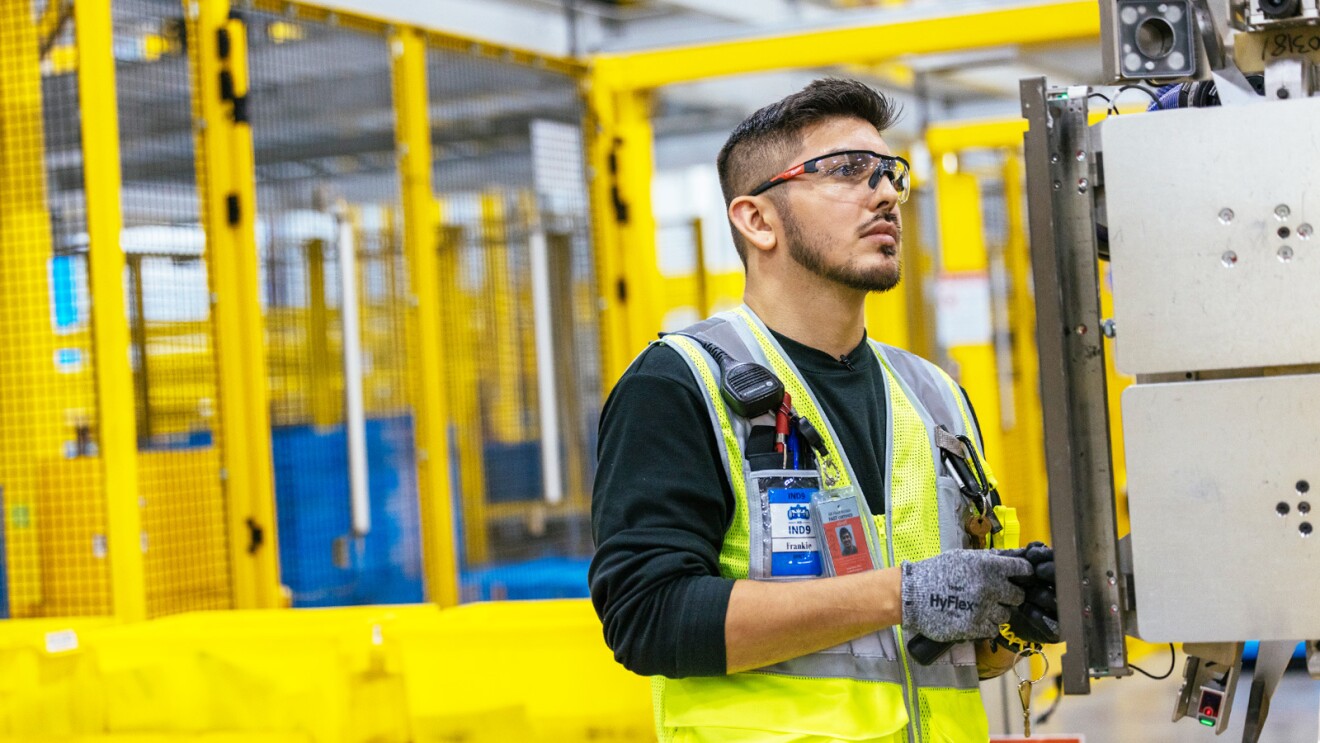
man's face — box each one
[774,117,903,293]
[840,528,855,550]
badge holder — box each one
[762,475,824,579]
[811,484,880,576]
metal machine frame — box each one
[1021,78,1130,694]
[1023,1,1320,738]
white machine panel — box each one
[1125,374,1320,642]
[1103,98,1320,375]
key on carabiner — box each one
[1012,648,1049,738]
[1018,677,1033,737]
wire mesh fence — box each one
[0,0,110,619]
[118,0,232,617]
[426,45,599,601]
[245,9,423,607]
[2,0,603,619]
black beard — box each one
[782,207,901,293]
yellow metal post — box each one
[614,91,662,376]
[689,217,712,319]
[932,160,1005,477]
[189,0,281,608]
[926,119,1029,154]
[902,182,936,361]
[516,190,545,429]
[480,191,528,443]
[379,207,407,414]
[587,87,662,387]
[437,218,490,568]
[305,239,337,428]
[591,2,1099,89]
[391,28,459,606]
[127,256,153,441]
[77,0,147,622]
[585,81,625,393]
[1001,152,1048,542]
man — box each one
[839,526,859,556]
[590,79,1042,743]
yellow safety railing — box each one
[392,26,460,606]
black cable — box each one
[1034,675,1065,726]
[1031,643,1176,729]
[660,331,729,364]
[1108,84,1162,115]
[1129,643,1177,680]
[1087,92,1112,106]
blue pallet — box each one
[460,556,590,602]
[139,429,214,452]
[272,415,424,607]
[482,440,543,504]
[1242,640,1306,663]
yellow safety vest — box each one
[655,306,1004,743]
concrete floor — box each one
[982,666,1320,742]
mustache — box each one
[858,212,902,237]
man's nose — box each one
[867,170,900,211]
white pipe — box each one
[527,205,563,505]
[336,203,371,536]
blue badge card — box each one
[768,487,822,577]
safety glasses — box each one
[747,150,911,204]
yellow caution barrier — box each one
[0,600,651,742]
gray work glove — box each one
[901,550,1031,643]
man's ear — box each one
[728,195,779,254]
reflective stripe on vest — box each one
[653,306,995,743]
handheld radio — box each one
[663,333,784,419]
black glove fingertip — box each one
[1037,561,1056,583]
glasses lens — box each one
[867,156,909,204]
[888,158,910,204]
[816,152,874,184]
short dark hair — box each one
[716,78,902,264]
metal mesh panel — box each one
[426,47,599,601]
[117,0,231,617]
[0,1,109,618]
[246,12,422,606]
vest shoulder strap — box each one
[675,314,758,365]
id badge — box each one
[811,486,877,576]
[768,487,822,577]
